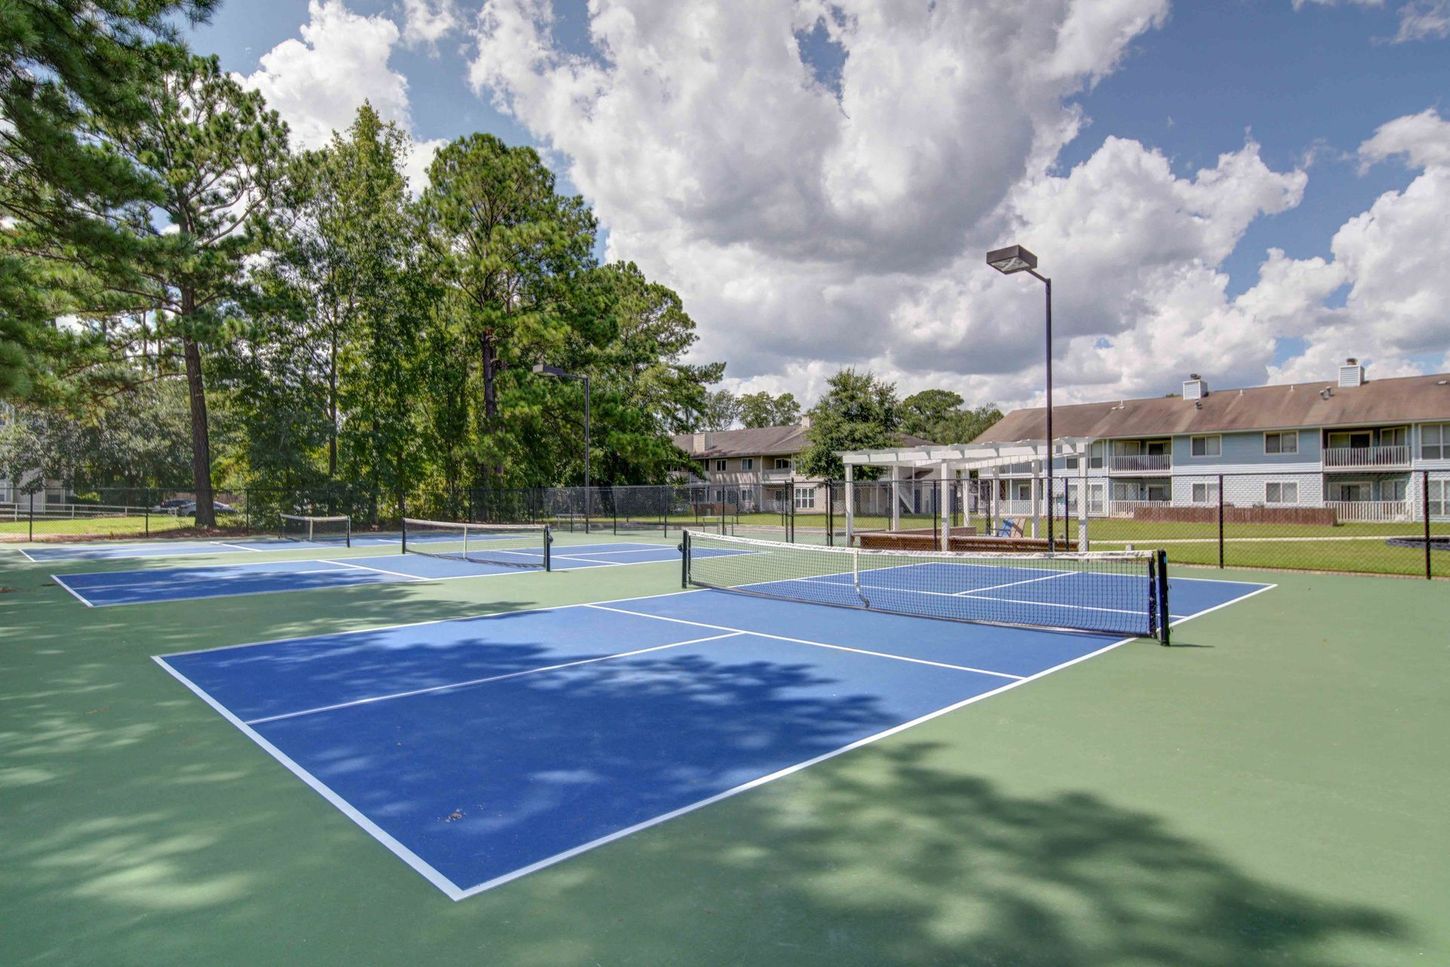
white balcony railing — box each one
[1108,454,1172,473]
[761,468,795,482]
[1323,444,1410,468]
[1325,500,1413,523]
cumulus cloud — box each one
[463,0,1443,407]
[401,0,461,50]
[240,1,443,193]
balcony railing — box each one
[761,468,795,482]
[1323,444,1409,468]
[1325,500,1413,523]
[1108,454,1172,473]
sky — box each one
[187,0,1450,410]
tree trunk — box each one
[181,329,215,527]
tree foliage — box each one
[900,389,1002,444]
[797,369,900,480]
[737,391,800,428]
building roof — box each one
[972,371,1450,444]
[673,424,935,458]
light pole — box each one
[533,363,591,531]
[986,244,1056,551]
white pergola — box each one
[838,437,1095,548]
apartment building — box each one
[672,423,935,514]
[972,361,1450,522]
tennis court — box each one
[155,565,1267,900]
[51,541,732,607]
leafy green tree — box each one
[797,369,900,479]
[419,134,597,485]
[697,389,740,431]
[737,391,800,428]
[900,389,1002,443]
[0,0,216,399]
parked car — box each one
[153,498,234,516]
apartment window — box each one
[1089,441,1105,469]
[1015,482,1032,501]
[713,459,727,472]
[1190,435,1221,458]
[773,457,791,470]
[1429,479,1447,517]
[1423,424,1447,460]
[1191,482,1220,504]
[1265,481,1299,505]
[740,458,754,471]
[793,486,815,510]
[1264,431,1298,455]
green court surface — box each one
[1,538,1447,966]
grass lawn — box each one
[1,538,1446,965]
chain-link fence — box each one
[4,471,1445,579]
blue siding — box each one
[1173,429,1318,466]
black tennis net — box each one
[401,518,552,570]
[280,514,351,546]
[682,531,1170,643]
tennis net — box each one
[682,531,1169,644]
[280,514,351,546]
[401,518,552,571]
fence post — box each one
[1425,470,1433,581]
[1217,474,1225,569]
[28,491,34,542]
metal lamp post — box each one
[533,363,591,532]
[986,244,1056,551]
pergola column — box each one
[844,462,855,545]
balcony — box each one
[761,468,795,482]
[1322,445,1410,469]
[1108,453,1172,473]
[1324,500,1412,523]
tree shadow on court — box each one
[0,551,1421,966]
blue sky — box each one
[186,1,1450,405]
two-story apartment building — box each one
[972,362,1450,522]
[672,423,935,514]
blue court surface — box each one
[51,542,718,607]
[156,577,1270,900]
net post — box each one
[681,529,691,588]
[345,517,352,548]
[664,493,670,538]
[543,525,552,572]
[1155,548,1171,646]
[28,490,34,542]
[400,514,408,555]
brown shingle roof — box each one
[972,372,1450,443]
[673,424,936,458]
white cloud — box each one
[242,1,412,150]
[401,0,460,50]
[1392,0,1450,40]
[464,1,1446,408]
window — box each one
[1090,442,1105,469]
[1429,479,1447,517]
[773,457,791,470]
[1265,481,1299,505]
[1423,424,1447,460]
[1191,482,1220,504]
[1190,435,1221,458]
[713,459,727,472]
[793,486,815,509]
[740,458,754,471]
[1015,482,1032,501]
[1264,431,1298,455]
[1384,479,1408,501]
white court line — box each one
[211,541,263,553]
[155,577,1274,900]
[319,559,428,582]
[15,547,39,563]
[584,604,1024,681]
[1167,581,1278,626]
[50,574,95,608]
[954,570,1074,596]
[57,565,359,594]
[244,632,743,725]
[151,656,468,900]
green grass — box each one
[0,513,248,539]
[1,540,1447,964]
